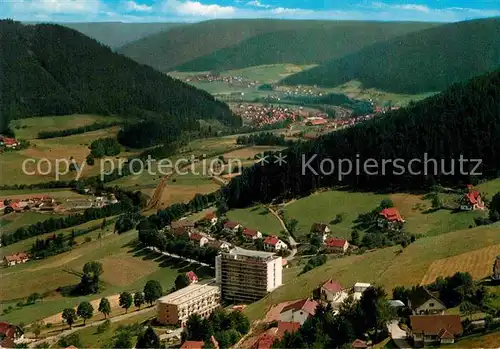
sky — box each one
[1,0,499,23]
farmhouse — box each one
[263,236,288,251]
[3,252,29,267]
[317,279,348,309]
[378,207,405,230]
[0,322,24,348]
[460,185,485,211]
[243,228,262,240]
[492,256,500,281]
[189,232,209,247]
[224,221,241,232]
[409,315,463,346]
[207,240,231,252]
[325,238,349,254]
[408,287,446,315]
[171,220,195,235]
[203,212,218,226]
[0,136,19,149]
[310,223,330,242]
[280,298,318,325]
[186,271,198,284]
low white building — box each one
[319,279,349,309]
[353,282,371,300]
[263,236,288,251]
[280,298,319,325]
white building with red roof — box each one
[223,221,241,232]
[378,207,405,230]
[319,279,349,308]
[263,236,288,251]
[189,232,209,247]
[243,228,262,240]
[279,298,319,325]
[203,212,218,225]
[185,271,198,284]
[460,185,485,211]
[3,252,29,267]
[325,238,349,254]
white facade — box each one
[353,282,371,300]
[266,256,283,292]
[279,308,310,325]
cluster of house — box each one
[185,74,258,88]
[2,252,29,267]
[0,322,24,348]
[253,280,373,349]
[0,135,20,149]
[233,103,303,126]
[310,223,350,254]
[64,194,118,211]
[1,196,56,214]
[223,220,288,252]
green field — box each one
[244,222,500,321]
[0,220,211,324]
[220,64,317,83]
[282,190,485,240]
[226,206,283,236]
[10,115,121,140]
[0,211,68,235]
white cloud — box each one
[124,1,153,12]
[393,4,430,13]
[246,0,271,9]
[163,0,235,17]
[18,0,100,14]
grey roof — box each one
[388,300,406,307]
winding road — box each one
[266,206,297,261]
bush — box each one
[84,236,92,243]
[96,319,111,334]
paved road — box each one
[387,320,411,349]
[267,206,297,261]
[148,246,213,268]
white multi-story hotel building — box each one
[156,280,220,326]
[215,247,283,303]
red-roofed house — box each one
[325,238,349,254]
[263,236,288,251]
[186,271,198,284]
[224,221,241,232]
[3,252,29,267]
[410,315,463,346]
[276,321,301,338]
[318,279,349,308]
[253,333,276,349]
[203,212,218,225]
[378,207,405,230]
[0,322,24,348]
[243,228,262,240]
[352,339,370,348]
[189,232,209,247]
[280,298,318,325]
[180,341,204,349]
[460,186,485,211]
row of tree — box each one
[236,132,295,146]
[89,137,121,158]
[37,121,122,139]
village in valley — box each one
[1,12,500,349]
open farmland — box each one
[244,223,500,321]
[421,244,500,284]
[226,206,283,236]
[219,64,317,83]
[0,220,210,324]
[282,190,484,240]
[10,114,121,140]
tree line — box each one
[37,121,122,139]
[236,132,295,146]
[223,69,500,208]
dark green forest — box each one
[224,69,500,208]
[118,19,437,73]
[283,18,500,93]
[173,22,437,72]
[0,20,240,143]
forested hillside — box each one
[282,18,500,93]
[224,69,500,208]
[174,22,438,72]
[58,22,185,48]
[0,20,239,143]
[118,19,437,73]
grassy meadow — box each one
[244,222,500,321]
[226,206,284,236]
[0,220,212,324]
